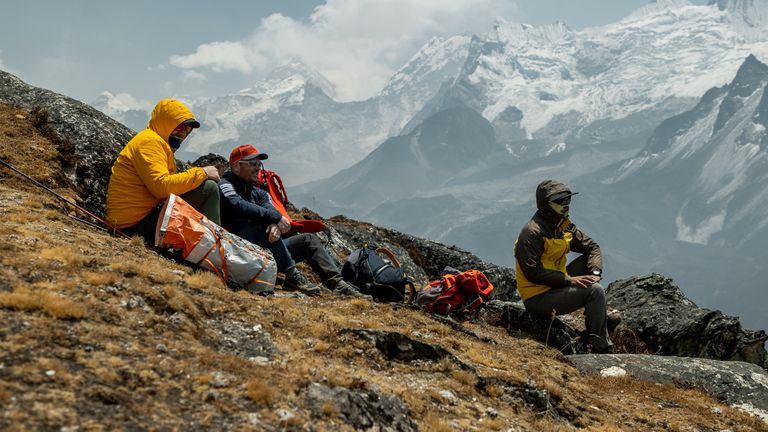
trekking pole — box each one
[0,157,130,239]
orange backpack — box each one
[257,169,326,236]
[155,194,277,294]
[417,268,494,315]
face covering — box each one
[549,201,568,216]
[168,135,183,151]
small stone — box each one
[210,372,231,388]
[156,344,168,353]
[439,390,459,405]
[45,370,56,377]
[277,409,294,423]
[14,114,25,120]
[249,356,270,366]
[600,366,627,378]
[171,270,186,276]
[711,407,722,415]
[484,407,498,418]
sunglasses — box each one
[172,124,192,135]
[550,196,571,205]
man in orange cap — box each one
[219,144,368,298]
[106,99,220,243]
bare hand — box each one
[571,275,601,289]
[203,166,220,182]
[266,224,281,243]
[277,216,291,234]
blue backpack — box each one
[341,244,415,303]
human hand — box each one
[203,166,220,182]
[570,275,601,289]
[277,216,291,233]
[266,224,282,243]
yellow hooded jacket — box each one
[106,99,207,229]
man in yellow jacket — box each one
[106,99,220,243]
[514,179,612,353]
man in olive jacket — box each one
[514,179,612,353]
[106,99,220,243]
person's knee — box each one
[588,283,605,301]
[201,179,219,198]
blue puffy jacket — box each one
[218,169,282,234]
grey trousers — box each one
[523,255,612,351]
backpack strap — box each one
[375,246,400,268]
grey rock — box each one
[305,382,416,432]
[606,274,767,369]
[476,376,571,423]
[478,300,585,354]
[568,353,768,423]
[0,69,134,215]
[341,328,472,370]
[208,318,278,360]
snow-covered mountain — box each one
[411,0,768,155]
[582,54,768,331]
[90,91,150,132]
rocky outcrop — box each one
[341,328,471,370]
[606,274,768,369]
[305,383,416,431]
[0,70,133,215]
[568,354,768,423]
[478,300,585,354]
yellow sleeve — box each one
[133,140,206,198]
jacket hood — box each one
[535,179,574,214]
[147,99,197,144]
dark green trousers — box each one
[121,180,220,245]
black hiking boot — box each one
[282,267,321,296]
[329,278,372,300]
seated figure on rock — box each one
[514,179,613,353]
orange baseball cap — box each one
[229,144,269,165]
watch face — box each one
[592,270,601,276]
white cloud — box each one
[0,50,5,69]
[169,0,518,101]
[148,63,168,72]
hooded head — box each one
[147,99,200,151]
[535,179,578,218]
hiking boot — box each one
[331,279,372,300]
[282,267,321,296]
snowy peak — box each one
[237,61,336,102]
[714,55,768,132]
[712,0,768,27]
[380,35,471,98]
[91,91,147,116]
[489,19,574,45]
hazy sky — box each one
[0,0,710,107]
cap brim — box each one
[240,153,269,161]
[184,119,201,129]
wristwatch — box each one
[591,269,602,276]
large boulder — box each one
[606,274,767,369]
[478,300,585,354]
[568,354,768,423]
[0,70,134,215]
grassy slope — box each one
[0,102,763,431]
